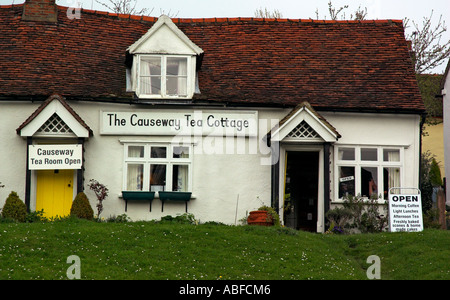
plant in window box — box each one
[247,205,280,227]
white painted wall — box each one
[65,102,282,224]
[322,111,422,201]
[0,101,422,225]
[0,102,39,203]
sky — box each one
[1,0,449,73]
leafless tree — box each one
[315,1,367,21]
[95,0,152,15]
[95,0,179,17]
[254,7,283,19]
[405,10,450,74]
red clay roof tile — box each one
[0,4,424,112]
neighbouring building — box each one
[0,0,425,232]
[441,60,450,205]
[420,74,444,180]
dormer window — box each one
[127,15,204,100]
[139,55,190,98]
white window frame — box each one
[334,145,404,202]
[123,143,193,192]
[136,54,194,99]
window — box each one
[124,144,192,192]
[138,55,189,98]
[336,146,402,200]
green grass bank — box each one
[0,219,448,280]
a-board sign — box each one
[28,144,82,170]
[388,188,423,232]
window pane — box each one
[173,146,190,159]
[127,164,143,191]
[150,164,166,192]
[151,147,166,158]
[166,57,188,96]
[140,76,161,95]
[384,167,400,199]
[361,148,377,161]
[338,148,355,160]
[128,146,144,158]
[140,57,161,95]
[338,166,355,198]
[141,57,161,75]
[167,57,187,76]
[172,165,189,192]
[383,149,400,162]
[166,77,187,96]
[361,167,378,197]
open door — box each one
[284,151,319,232]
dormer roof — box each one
[127,15,203,55]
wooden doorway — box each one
[284,151,319,232]
[36,169,74,218]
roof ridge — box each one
[0,3,23,9]
[172,17,403,24]
[0,4,403,25]
[49,5,402,25]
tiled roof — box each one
[0,4,424,112]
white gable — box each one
[128,15,203,55]
[19,99,90,138]
[271,104,340,143]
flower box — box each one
[158,191,192,212]
[122,191,155,212]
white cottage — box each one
[0,0,425,232]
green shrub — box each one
[429,158,443,187]
[106,214,130,223]
[25,209,47,223]
[70,192,94,220]
[326,207,352,234]
[158,213,197,224]
[327,194,389,234]
[2,191,27,222]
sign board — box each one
[340,176,354,182]
[28,144,82,170]
[100,110,258,137]
[388,188,423,232]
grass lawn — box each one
[0,218,448,280]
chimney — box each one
[22,0,58,22]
